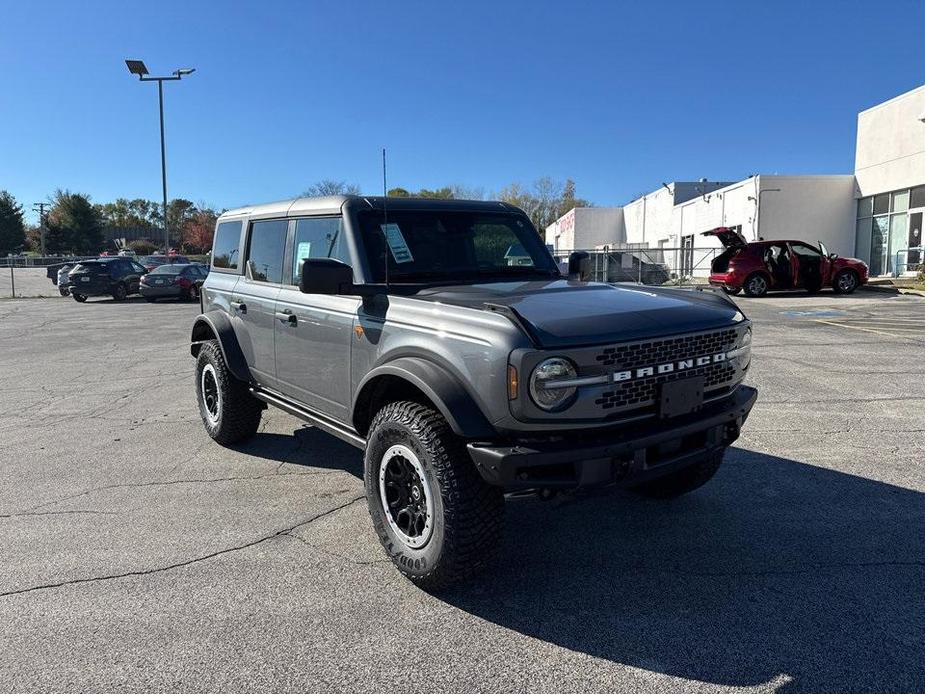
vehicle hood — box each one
[413,280,744,347]
[702,226,747,248]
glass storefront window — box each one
[870,217,889,276]
[888,214,908,274]
[857,197,872,218]
[855,218,872,265]
[911,185,925,209]
[892,190,909,213]
[873,194,890,215]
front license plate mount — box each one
[659,376,705,419]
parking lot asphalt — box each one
[0,290,923,693]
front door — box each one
[273,216,357,420]
[231,219,288,389]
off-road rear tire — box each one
[632,450,725,499]
[112,283,128,301]
[365,401,504,591]
[195,339,262,445]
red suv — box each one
[704,228,869,297]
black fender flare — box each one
[353,356,496,440]
[190,311,252,384]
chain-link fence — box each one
[1,256,97,298]
[551,246,721,287]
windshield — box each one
[356,210,559,283]
[149,264,187,275]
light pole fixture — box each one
[125,59,196,254]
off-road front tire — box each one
[195,339,262,445]
[632,450,725,499]
[72,292,87,303]
[58,286,69,297]
[364,401,504,590]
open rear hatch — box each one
[702,227,747,248]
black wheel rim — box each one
[200,364,220,424]
[379,444,433,548]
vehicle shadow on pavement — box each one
[239,425,364,478]
[439,448,925,692]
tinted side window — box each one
[790,243,821,257]
[213,221,242,270]
[291,217,350,286]
[247,219,288,284]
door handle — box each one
[275,310,297,326]
[231,301,247,314]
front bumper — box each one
[468,385,757,489]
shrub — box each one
[127,239,157,255]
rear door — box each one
[273,216,358,419]
[232,219,288,389]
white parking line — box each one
[812,319,920,339]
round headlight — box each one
[529,357,578,411]
[737,327,752,365]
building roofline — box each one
[858,83,925,116]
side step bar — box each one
[249,387,366,450]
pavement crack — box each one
[0,509,117,520]
[21,470,345,514]
[0,495,365,598]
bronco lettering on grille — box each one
[613,352,727,383]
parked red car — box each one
[703,228,869,297]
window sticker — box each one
[294,241,312,274]
[381,223,414,264]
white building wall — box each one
[855,84,925,197]
[756,175,857,256]
[546,207,624,251]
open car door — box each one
[701,227,747,248]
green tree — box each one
[96,198,158,230]
[46,190,104,254]
[416,187,455,199]
[302,180,362,197]
[0,191,26,255]
[387,187,411,197]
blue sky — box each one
[2,0,923,223]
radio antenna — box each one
[382,147,389,292]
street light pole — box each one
[157,79,168,254]
[125,60,195,255]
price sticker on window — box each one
[381,223,414,264]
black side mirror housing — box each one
[299,258,356,295]
[567,251,591,280]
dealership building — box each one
[546,83,925,277]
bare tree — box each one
[302,180,362,197]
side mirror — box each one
[299,258,355,295]
[567,251,591,280]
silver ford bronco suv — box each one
[191,196,756,589]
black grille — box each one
[592,329,740,411]
[594,329,738,369]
